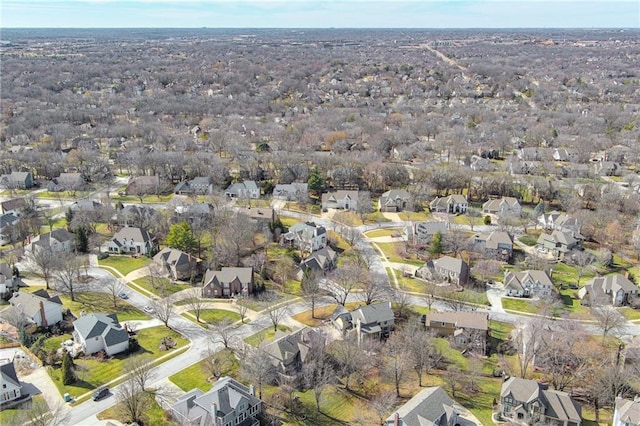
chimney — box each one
[393,412,400,426]
[211,402,218,418]
[249,384,255,396]
[40,301,48,328]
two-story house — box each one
[0,360,23,405]
[379,189,412,212]
[578,274,638,306]
[0,213,19,246]
[283,221,327,253]
[72,313,129,356]
[536,230,582,259]
[171,376,262,426]
[613,396,640,426]
[504,270,554,298]
[416,255,470,286]
[350,302,395,342]
[321,190,360,211]
[429,194,468,214]
[537,211,581,237]
[153,248,199,281]
[225,180,260,199]
[202,267,254,298]
[30,229,75,254]
[107,227,156,256]
[125,175,161,196]
[0,263,17,299]
[9,289,63,327]
[386,386,478,426]
[482,197,522,217]
[473,231,514,260]
[0,198,29,217]
[297,246,338,280]
[262,327,322,377]
[272,182,308,202]
[0,171,34,190]
[405,221,448,247]
[174,177,213,195]
[499,376,582,426]
[424,311,489,354]
[47,172,85,192]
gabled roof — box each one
[1,198,28,213]
[475,231,513,249]
[287,221,326,241]
[204,267,252,287]
[262,327,319,366]
[504,270,553,291]
[482,197,520,212]
[431,255,467,275]
[380,189,411,205]
[350,302,394,326]
[0,212,19,228]
[537,230,579,248]
[154,247,193,267]
[426,311,488,331]
[300,246,337,271]
[501,377,581,423]
[73,313,128,347]
[0,360,21,389]
[615,397,640,425]
[112,226,154,244]
[386,386,475,426]
[9,290,61,318]
[32,229,75,248]
[584,274,637,294]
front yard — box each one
[98,255,151,276]
[132,276,191,297]
[168,349,239,393]
[60,291,150,321]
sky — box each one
[1,0,639,29]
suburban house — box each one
[0,198,29,216]
[578,274,638,306]
[424,311,489,354]
[153,248,199,281]
[0,213,19,246]
[350,302,395,342]
[125,175,161,196]
[0,171,34,189]
[536,230,583,259]
[47,172,85,192]
[0,360,23,405]
[405,221,448,247]
[385,386,478,426]
[175,203,215,225]
[482,197,522,217]
[594,161,621,176]
[114,204,159,228]
[509,159,539,175]
[470,155,493,172]
[416,255,470,286]
[225,180,260,199]
[272,182,308,201]
[330,305,353,335]
[297,246,338,280]
[70,199,103,213]
[107,226,156,256]
[429,194,468,214]
[0,263,17,298]
[321,190,360,211]
[30,228,75,254]
[499,376,582,426]
[171,376,262,426]
[9,290,63,327]
[537,212,581,237]
[202,267,254,298]
[472,231,514,260]
[613,396,640,426]
[378,189,412,212]
[262,327,322,377]
[553,148,581,162]
[72,313,129,356]
[283,221,327,253]
[504,270,554,298]
[174,176,213,195]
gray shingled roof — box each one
[385,386,470,426]
[504,270,553,292]
[9,290,61,318]
[112,226,153,243]
[615,398,640,425]
[0,360,21,389]
[350,302,394,326]
[204,267,253,287]
[73,313,128,347]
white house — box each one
[0,360,22,404]
[613,396,640,426]
[72,313,129,356]
[482,197,522,216]
[0,263,16,298]
[321,190,360,211]
[9,290,63,327]
[283,221,327,252]
[108,227,155,255]
[429,194,468,214]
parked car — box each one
[143,306,154,314]
[117,292,128,299]
[92,387,109,401]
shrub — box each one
[484,215,492,225]
[97,252,110,260]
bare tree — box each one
[6,398,70,426]
[328,259,367,305]
[443,226,470,258]
[184,287,206,323]
[104,278,127,309]
[329,334,368,391]
[301,268,323,319]
[383,332,411,397]
[117,374,151,425]
[537,322,589,390]
[203,345,232,380]
[235,296,250,324]
[150,298,174,328]
[125,354,154,392]
[591,305,627,342]
[512,319,547,379]
[567,249,593,287]
[358,273,390,305]
[240,347,277,399]
[54,254,83,301]
[370,390,397,425]
[302,353,335,412]
[401,323,438,387]
[444,365,465,398]
[210,317,237,350]
[26,246,59,290]
[265,298,289,331]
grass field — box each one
[244,324,291,347]
[98,255,151,276]
[501,297,540,314]
[397,209,431,221]
[364,228,402,238]
[97,392,177,425]
[169,349,239,392]
[60,291,150,321]
[132,276,190,297]
[189,309,242,324]
[620,307,640,320]
[374,242,425,266]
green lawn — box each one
[169,349,239,392]
[397,209,431,221]
[97,392,177,425]
[244,325,291,347]
[109,193,174,203]
[364,228,402,238]
[375,242,425,266]
[501,297,539,314]
[391,269,427,293]
[132,276,190,297]
[620,307,640,320]
[518,234,539,246]
[98,255,151,276]
[363,211,391,224]
[48,326,188,400]
[189,309,242,324]
[60,291,150,321]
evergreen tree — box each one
[166,222,197,253]
[75,227,89,253]
[65,207,74,227]
[429,231,443,256]
[308,166,325,197]
[62,349,75,385]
